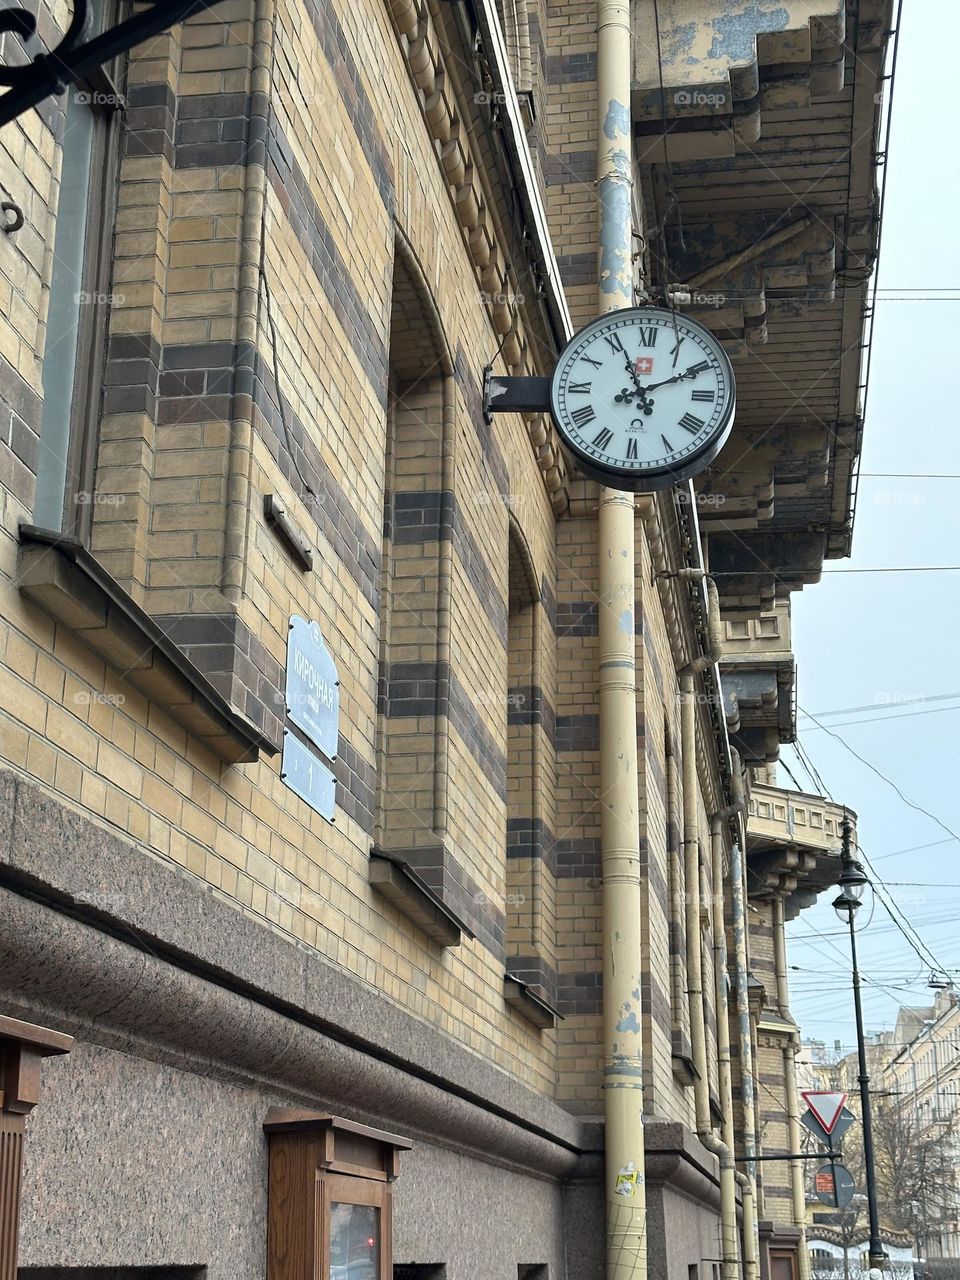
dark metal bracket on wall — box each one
[482,369,551,423]
[0,0,228,127]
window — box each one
[394,1269,446,1280]
[518,1268,549,1280]
[322,1177,387,1280]
[35,1,122,537]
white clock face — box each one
[549,307,735,491]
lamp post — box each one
[832,815,888,1272]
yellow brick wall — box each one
[0,0,736,1126]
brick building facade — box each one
[0,1,893,1277]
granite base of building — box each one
[0,771,729,1279]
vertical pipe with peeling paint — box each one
[774,896,811,1280]
[731,826,761,1280]
[595,0,646,1272]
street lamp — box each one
[833,815,888,1272]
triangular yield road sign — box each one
[801,1090,847,1135]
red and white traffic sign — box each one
[801,1090,848,1135]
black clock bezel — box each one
[548,306,736,493]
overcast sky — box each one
[782,0,960,1058]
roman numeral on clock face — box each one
[661,435,675,453]
[637,327,658,348]
[691,389,715,402]
[626,437,639,460]
[687,361,711,377]
[568,381,591,393]
[571,404,597,428]
[604,333,626,355]
[678,413,705,434]
[581,356,603,369]
[592,427,614,451]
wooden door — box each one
[770,1249,799,1280]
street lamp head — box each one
[839,858,869,899]
[834,858,869,920]
[833,889,861,920]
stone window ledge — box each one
[369,850,473,948]
[671,1028,697,1087]
[18,525,277,765]
[503,973,562,1030]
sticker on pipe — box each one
[615,1163,642,1196]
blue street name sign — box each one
[281,730,335,822]
[285,616,339,760]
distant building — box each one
[885,988,960,1261]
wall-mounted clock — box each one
[549,307,736,491]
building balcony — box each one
[746,783,853,918]
[721,607,796,765]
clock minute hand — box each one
[640,364,709,395]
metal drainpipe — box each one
[710,810,748,1280]
[596,0,646,1270]
[730,796,761,1280]
[774,896,811,1280]
[679,670,738,1280]
[676,569,739,1280]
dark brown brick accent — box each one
[266,119,390,406]
[556,252,597,288]
[385,843,505,959]
[506,954,558,1008]
[124,82,177,164]
[556,714,599,754]
[540,577,557,633]
[246,340,382,608]
[103,330,162,420]
[175,90,263,169]
[556,600,598,637]
[0,353,43,508]
[546,51,597,83]
[153,612,284,750]
[299,0,394,206]
[108,332,380,612]
[1,351,43,434]
[333,736,376,834]
[381,660,508,802]
[555,837,601,878]
[545,149,595,187]
[506,817,557,876]
[390,490,508,646]
[557,969,602,1017]
[641,967,673,1030]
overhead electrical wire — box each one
[870,837,958,863]
[804,692,960,719]
[857,846,955,981]
[800,703,960,732]
[795,706,960,848]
